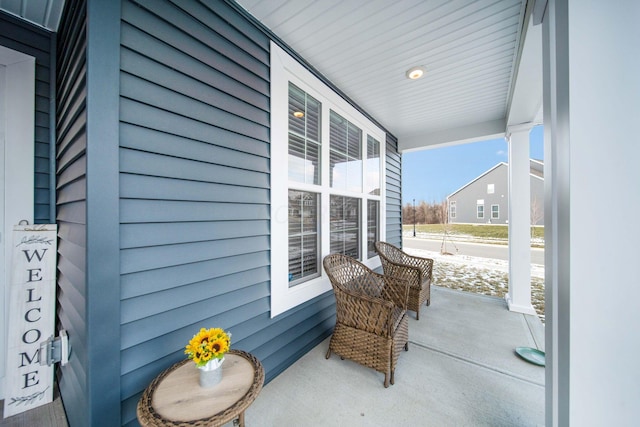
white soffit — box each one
[235,0,536,151]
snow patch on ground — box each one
[403,247,546,322]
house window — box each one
[477,200,485,219]
[288,190,320,286]
[366,135,381,195]
[288,83,321,185]
[491,204,499,219]
[367,200,379,258]
[330,196,360,258]
[487,183,495,194]
[271,42,385,317]
[330,111,362,192]
[449,200,456,219]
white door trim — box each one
[0,45,35,400]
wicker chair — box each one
[375,241,434,320]
[323,254,410,388]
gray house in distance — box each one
[447,159,544,225]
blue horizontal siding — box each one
[120,236,269,274]
[118,3,276,424]
[121,251,270,298]
[49,1,404,425]
[120,148,269,188]
[120,123,269,173]
[120,98,268,156]
[120,220,269,248]
[120,199,270,223]
[55,1,90,424]
[386,134,402,247]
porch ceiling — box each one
[0,0,65,32]
[235,0,542,151]
[1,0,543,151]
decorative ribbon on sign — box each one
[3,224,57,418]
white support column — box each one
[505,124,536,315]
[542,2,640,425]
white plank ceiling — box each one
[235,0,534,150]
[0,0,539,150]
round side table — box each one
[137,349,264,427]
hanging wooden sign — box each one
[3,224,57,419]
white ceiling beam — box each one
[506,9,544,127]
[399,118,506,152]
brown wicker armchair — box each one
[323,253,410,388]
[375,241,434,320]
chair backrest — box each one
[323,253,383,298]
[375,241,405,264]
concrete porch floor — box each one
[235,286,545,426]
[1,286,544,426]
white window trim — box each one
[270,42,385,318]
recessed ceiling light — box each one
[293,111,304,118]
[406,66,425,80]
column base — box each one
[505,294,538,316]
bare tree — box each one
[402,199,452,225]
[438,199,458,254]
[530,195,544,237]
[438,200,448,225]
[531,196,543,225]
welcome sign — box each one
[3,224,57,418]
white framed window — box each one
[367,200,380,259]
[449,200,457,219]
[271,42,385,317]
[491,204,499,219]
[288,190,320,286]
[477,200,485,219]
[487,183,495,194]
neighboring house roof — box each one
[447,162,507,199]
[530,158,544,179]
[447,159,544,199]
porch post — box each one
[505,124,536,315]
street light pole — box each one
[413,198,416,237]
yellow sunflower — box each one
[185,327,231,367]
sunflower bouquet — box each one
[185,327,231,369]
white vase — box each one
[198,357,224,388]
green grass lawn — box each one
[403,223,544,241]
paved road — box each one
[403,237,545,266]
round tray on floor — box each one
[515,347,545,366]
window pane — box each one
[366,135,380,195]
[330,195,360,259]
[330,111,362,192]
[289,83,321,185]
[329,111,348,153]
[347,122,362,160]
[367,200,379,258]
[289,190,319,286]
